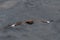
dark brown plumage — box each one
[25,20,34,24]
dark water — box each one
[0,0,60,40]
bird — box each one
[25,20,34,25]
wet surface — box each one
[0,0,60,40]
